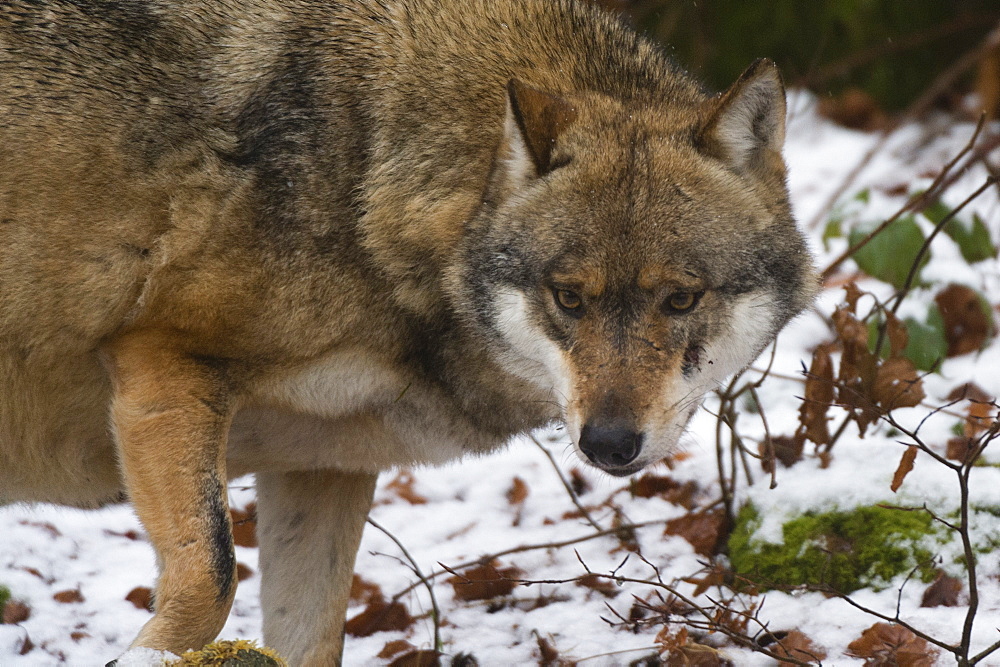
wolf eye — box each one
[664,291,702,315]
[553,288,583,314]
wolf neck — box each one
[356,0,703,316]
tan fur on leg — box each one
[256,468,377,666]
[107,331,238,654]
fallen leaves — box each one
[52,589,83,604]
[575,573,619,598]
[505,477,529,505]
[921,572,963,608]
[847,622,936,666]
[386,471,429,505]
[125,586,153,612]
[344,594,413,637]
[935,284,995,357]
[664,509,727,557]
[630,474,698,508]
[448,561,522,601]
[827,285,927,439]
[758,630,827,662]
[799,343,835,446]
[230,503,258,548]
[890,446,918,493]
[1,599,30,624]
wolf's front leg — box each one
[106,332,238,655]
[256,468,377,666]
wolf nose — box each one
[579,423,642,468]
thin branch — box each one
[530,434,604,533]
[368,517,443,652]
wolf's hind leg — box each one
[106,332,238,654]
[256,468,378,666]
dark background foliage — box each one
[599,0,1000,119]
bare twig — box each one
[530,434,604,533]
[368,517,443,652]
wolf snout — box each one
[578,421,643,473]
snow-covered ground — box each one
[2,92,999,665]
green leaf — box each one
[848,215,929,289]
[944,214,997,264]
[921,200,951,225]
[866,307,947,372]
[905,307,948,371]
[822,218,843,251]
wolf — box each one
[0,0,815,663]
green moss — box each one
[729,504,942,593]
[0,585,9,610]
[179,640,286,667]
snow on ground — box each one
[1,92,999,665]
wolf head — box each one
[453,60,816,476]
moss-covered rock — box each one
[178,640,286,667]
[728,503,943,593]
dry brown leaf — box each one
[966,401,995,438]
[505,477,529,505]
[921,572,962,608]
[344,595,413,637]
[936,284,994,357]
[2,600,30,624]
[378,640,416,660]
[575,573,619,598]
[230,503,257,548]
[844,282,864,311]
[891,446,918,493]
[655,626,689,653]
[800,345,835,446]
[350,574,383,604]
[18,634,33,655]
[569,467,592,496]
[847,622,936,666]
[946,382,992,403]
[70,631,90,642]
[236,562,254,582]
[817,87,889,131]
[682,564,728,597]
[873,357,924,411]
[536,633,560,666]
[103,529,142,541]
[52,589,83,604]
[630,474,698,508]
[765,630,827,662]
[389,650,442,667]
[386,470,429,505]
[19,521,61,538]
[833,305,869,347]
[665,643,733,667]
[947,437,976,463]
[833,305,882,435]
[125,587,153,612]
[885,310,909,358]
[760,434,805,473]
[664,509,727,557]
[448,562,522,601]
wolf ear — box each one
[500,79,578,183]
[697,59,787,179]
